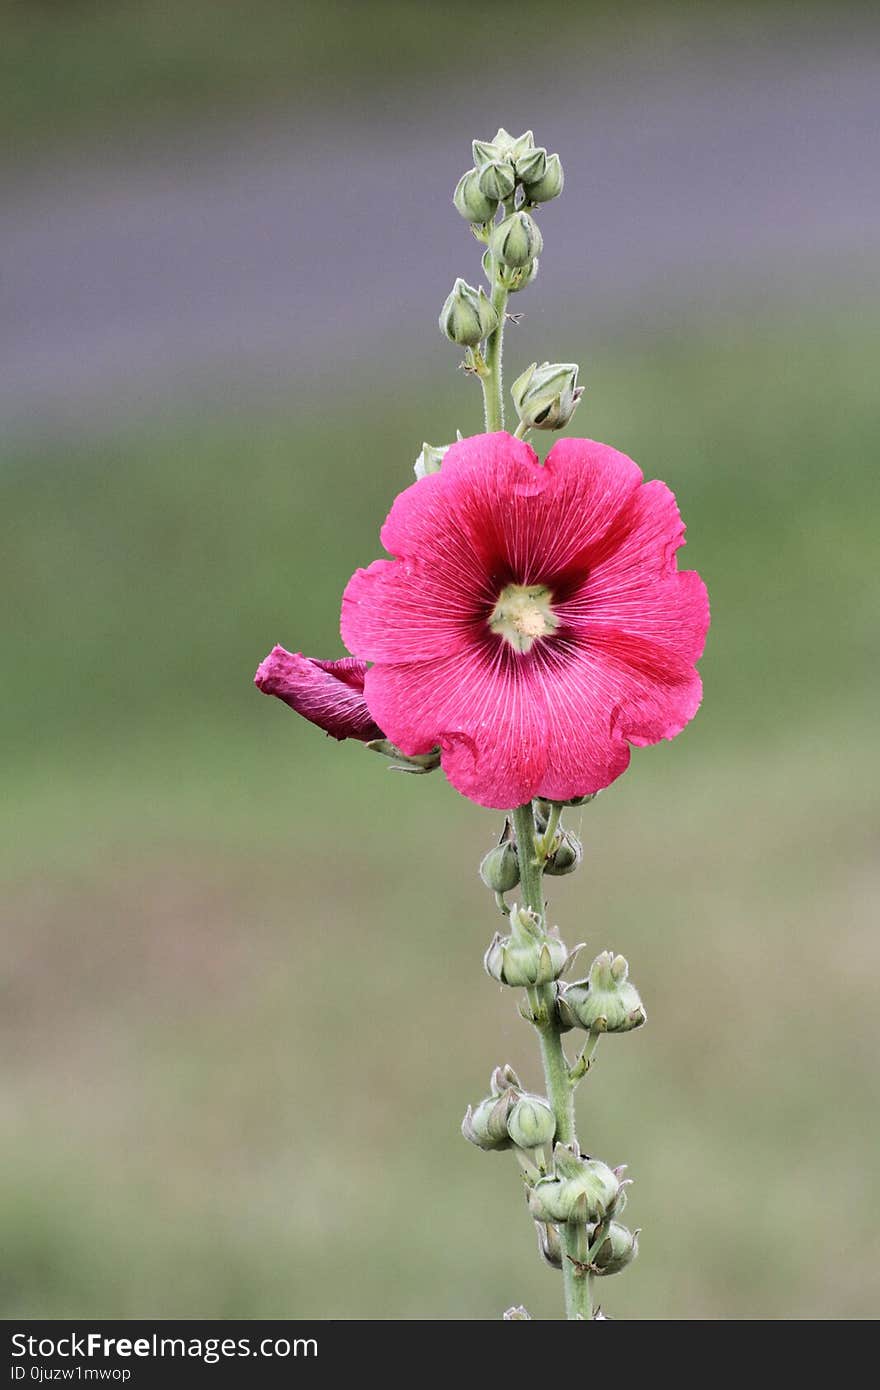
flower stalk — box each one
[255,122,709,1322]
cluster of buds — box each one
[440,129,582,435]
[557,951,646,1034]
[528,1143,623,1225]
[479,811,584,907]
[461,1065,556,1163]
[453,127,563,236]
[484,905,574,988]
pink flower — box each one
[254,647,382,742]
[341,432,709,809]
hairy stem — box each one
[512,800,591,1320]
[481,258,509,432]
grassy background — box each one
[2,0,878,1321]
[3,307,877,1318]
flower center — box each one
[489,583,559,654]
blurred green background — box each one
[2,1,878,1320]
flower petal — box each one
[254,647,381,741]
[341,558,480,663]
[363,640,549,809]
[555,480,710,668]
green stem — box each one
[481,258,509,432]
[512,801,591,1319]
[537,802,562,861]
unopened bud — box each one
[478,159,516,202]
[507,1093,556,1150]
[484,905,568,987]
[528,1145,621,1224]
[536,794,598,813]
[489,1063,521,1095]
[491,211,543,268]
[522,151,564,204]
[439,278,500,346]
[511,361,584,431]
[481,248,540,294]
[515,145,547,184]
[479,840,520,894]
[453,168,498,224]
[461,1088,518,1151]
[473,128,534,168]
[413,441,449,480]
[505,258,539,293]
[544,827,583,877]
[535,1221,563,1269]
[589,1221,640,1276]
[557,952,646,1033]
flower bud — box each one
[506,258,539,293]
[522,151,564,204]
[473,128,534,167]
[491,211,543,268]
[461,1087,518,1151]
[484,905,568,987]
[507,1093,556,1149]
[536,794,598,813]
[528,1145,621,1224]
[589,1221,640,1276]
[515,145,547,185]
[557,952,646,1033]
[479,840,520,894]
[490,1063,521,1095]
[439,278,500,346]
[478,159,516,202]
[453,168,497,224]
[511,361,584,431]
[481,248,539,294]
[413,441,449,480]
[544,827,583,877]
[535,1221,563,1269]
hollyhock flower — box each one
[254,647,381,742]
[340,432,709,810]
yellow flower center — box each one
[489,583,559,654]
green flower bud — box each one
[515,145,547,185]
[523,151,564,204]
[536,794,598,814]
[589,1221,640,1276]
[489,1062,521,1095]
[506,257,539,293]
[507,1093,556,1149]
[511,361,584,431]
[461,1087,518,1151]
[544,828,583,877]
[503,1305,532,1320]
[479,840,520,894]
[481,247,539,294]
[484,905,568,987]
[535,1221,563,1269]
[491,211,543,268]
[473,128,534,168]
[557,952,646,1034]
[478,160,516,202]
[528,1145,621,1224]
[439,278,500,346]
[413,441,450,480]
[453,168,498,224]
[365,739,441,774]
